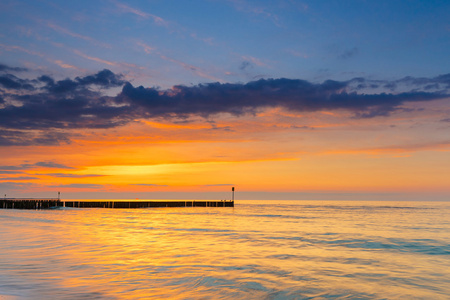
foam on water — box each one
[0,200,449,299]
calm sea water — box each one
[0,200,449,299]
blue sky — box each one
[1,0,449,88]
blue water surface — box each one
[0,200,449,299]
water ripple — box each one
[0,200,449,299]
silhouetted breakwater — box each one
[1,198,62,209]
[0,199,234,209]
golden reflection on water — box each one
[0,200,449,299]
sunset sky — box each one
[1,0,449,200]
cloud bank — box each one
[1,64,449,145]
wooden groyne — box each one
[1,198,62,209]
[64,200,234,208]
[0,199,234,209]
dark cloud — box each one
[290,125,314,130]
[210,124,233,131]
[435,74,450,88]
[0,161,73,171]
[0,181,35,190]
[32,132,71,146]
[0,165,23,171]
[394,74,450,90]
[0,99,130,131]
[76,69,125,86]
[0,176,39,181]
[39,69,125,94]
[384,82,397,90]
[0,129,70,146]
[39,173,104,178]
[0,74,35,90]
[350,74,450,93]
[0,63,27,72]
[424,83,440,90]
[0,170,23,174]
[1,67,449,146]
[131,184,169,187]
[34,162,74,169]
[239,61,252,71]
[0,70,130,135]
[119,78,446,119]
[47,183,104,189]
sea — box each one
[0,200,449,300]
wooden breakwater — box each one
[1,198,62,209]
[64,200,234,208]
[0,199,234,209]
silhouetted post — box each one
[232,187,235,201]
[58,191,60,200]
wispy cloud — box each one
[130,184,169,187]
[0,182,36,190]
[0,43,44,57]
[46,22,93,42]
[73,49,117,66]
[241,55,267,67]
[35,162,74,169]
[0,161,74,171]
[73,49,144,70]
[189,33,214,46]
[323,141,450,156]
[45,21,111,48]
[47,183,105,189]
[0,176,39,181]
[137,41,155,54]
[38,173,105,178]
[159,54,222,82]
[51,59,82,70]
[0,170,24,174]
[114,1,169,27]
[1,44,82,72]
[226,0,281,27]
[0,129,71,146]
[114,2,214,47]
[137,41,223,82]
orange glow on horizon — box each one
[1,103,449,198]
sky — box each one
[0,0,449,200]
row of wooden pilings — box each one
[0,199,62,209]
[0,199,234,209]
[60,200,234,208]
